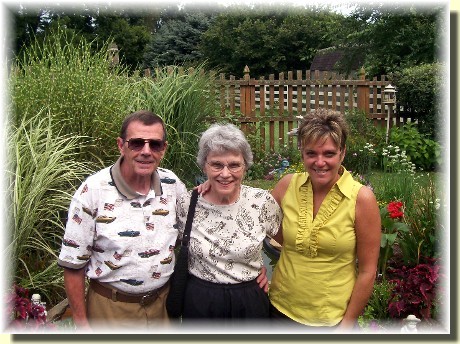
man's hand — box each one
[257,266,269,293]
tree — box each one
[199,5,350,77]
[8,4,153,71]
[95,12,152,70]
[143,10,216,69]
[337,5,445,77]
[8,5,54,56]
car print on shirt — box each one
[130,201,142,208]
[160,177,176,184]
[82,206,97,218]
[95,267,102,277]
[104,260,121,270]
[138,249,160,258]
[118,230,140,237]
[160,244,175,264]
[120,279,144,286]
[90,245,105,253]
[160,256,172,264]
[152,209,169,216]
[77,254,91,261]
[63,238,80,248]
[151,272,161,279]
[95,215,116,223]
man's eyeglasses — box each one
[206,161,245,173]
[125,138,165,152]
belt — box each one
[89,279,169,307]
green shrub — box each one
[392,62,445,140]
[389,122,442,171]
[343,110,380,175]
[343,142,377,176]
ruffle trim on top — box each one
[295,179,345,258]
[296,182,311,256]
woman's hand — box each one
[195,179,211,195]
[257,266,269,293]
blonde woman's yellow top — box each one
[269,168,363,326]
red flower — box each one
[387,201,404,219]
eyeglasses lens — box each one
[207,162,244,173]
[127,139,164,152]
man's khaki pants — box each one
[86,283,171,331]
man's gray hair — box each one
[197,123,253,170]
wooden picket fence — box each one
[214,66,415,152]
[144,65,415,153]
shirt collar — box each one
[110,157,162,200]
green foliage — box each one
[392,62,446,140]
[244,179,278,191]
[128,64,217,186]
[370,172,417,214]
[343,110,380,175]
[399,175,442,266]
[143,11,216,69]
[10,4,153,72]
[93,12,152,71]
[199,5,348,77]
[378,202,410,279]
[380,145,417,174]
[278,161,305,180]
[5,111,94,306]
[341,6,444,77]
[389,122,442,171]
[9,26,134,165]
[359,278,395,327]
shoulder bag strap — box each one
[181,189,199,248]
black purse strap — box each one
[181,189,199,248]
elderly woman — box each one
[176,123,282,320]
[269,108,381,331]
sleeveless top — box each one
[269,167,363,326]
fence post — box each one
[240,66,255,116]
[357,67,370,114]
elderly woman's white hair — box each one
[197,123,253,170]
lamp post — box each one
[107,43,119,66]
[383,84,397,144]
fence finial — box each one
[243,65,250,80]
[359,67,366,80]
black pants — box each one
[269,302,305,325]
[182,275,269,320]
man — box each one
[58,110,186,330]
[58,110,268,331]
